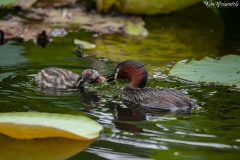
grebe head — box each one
[76,69,106,88]
[106,60,148,88]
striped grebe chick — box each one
[35,68,106,89]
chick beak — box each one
[94,76,106,83]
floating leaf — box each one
[0,0,16,6]
[96,0,201,14]
[14,0,37,9]
[169,55,240,88]
[0,112,103,140]
[0,134,94,160]
[74,39,96,49]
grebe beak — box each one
[106,73,115,82]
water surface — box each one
[0,3,240,160]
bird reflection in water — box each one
[78,92,146,133]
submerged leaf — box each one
[124,18,148,37]
[0,112,103,140]
[169,55,240,88]
[74,39,96,49]
[90,4,224,70]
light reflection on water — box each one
[86,147,152,160]
[151,137,234,149]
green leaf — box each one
[169,54,240,88]
[124,18,148,37]
[0,112,103,140]
[0,0,16,6]
[96,0,202,14]
[74,39,96,49]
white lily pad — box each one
[74,39,96,49]
[169,54,240,88]
[0,112,103,140]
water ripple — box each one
[86,147,152,160]
[151,137,239,149]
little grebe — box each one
[106,60,198,113]
[35,68,105,89]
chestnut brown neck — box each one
[116,61,148,88]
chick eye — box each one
[86,77,93,82]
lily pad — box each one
[169,54,240,88]
[74,39,96,49]
[96,0,202,14]
[0,134,94,160]
[0,112,103,140]
[0,0,16,6]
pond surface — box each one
[0,4,240,160]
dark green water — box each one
[1,3,240,160]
